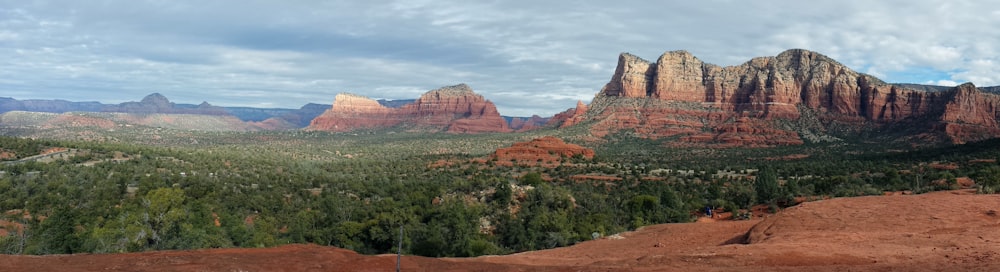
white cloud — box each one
[953,59,1000,86]
[215,47,307,74]
[924,80,959,87]
[0,0,998,117]
[0,30,19,41]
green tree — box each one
[491,180,512,208]
[626,194,659,227]
[26,208,82,254]
[520,172,543,186]
[755,167,780,204]
[975,166,1000,194]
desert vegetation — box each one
[1,125,999,257]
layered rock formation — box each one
[547,100,589,128]
[939,83,1000,143]
[489,136,594,167]
[308,84,511,133]
[584,49,1000,145]
[307,93,400,132]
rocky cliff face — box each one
[601,53,655,98]
[308,84,511,133]
[546,100,589,128]
[938,83,1000,143]
[307,93,401,132]
[585,49,1000,145]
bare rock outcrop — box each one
[308,84,511,133]
[307,93,400,132]
[939,83,1000,143]
[584,49,1000,145]
[600,53,655,98]
[488,136,594,167]
[547,100,589,128]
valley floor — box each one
[2,190,999,271]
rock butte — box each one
[307,84,511,133]
[103,93,231,116]
[489,136,594,167]
[585,49,1000,145]
[305,49,1000,146]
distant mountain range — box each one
[0,93,548,131]
[0,93,328,128]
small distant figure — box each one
[705,206,713,217]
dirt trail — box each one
[2,190,999,271]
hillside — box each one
[2,190,995,271]
[0,111,297,132]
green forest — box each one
[1,128,999,257]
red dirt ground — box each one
[2,190,999,271]
[0,150,15,160]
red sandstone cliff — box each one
[306,93,400,132]
[308,84,511,133]
[585,49,1000,145]
[939,83,1000,143]
[547,100,589,128]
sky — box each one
[1,1,999,116]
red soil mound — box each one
[2,190,999,271]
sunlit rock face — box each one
[585,49,1000,146]
[308,84,511,133]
